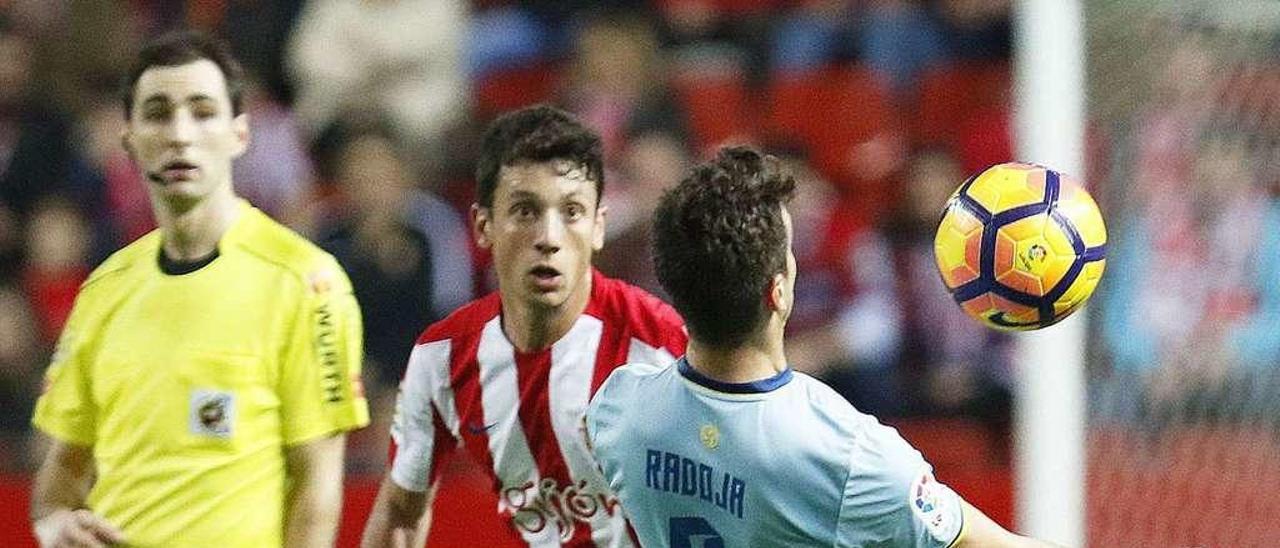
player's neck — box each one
[153,187,240,262]
[501,272,593,353]
[685,335,788,384]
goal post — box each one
[1012,0,1087,545]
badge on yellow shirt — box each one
[190,390,236,438]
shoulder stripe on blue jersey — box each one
[677,357,792,394]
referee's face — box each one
[124,59,248,210]
[475,159,606,314]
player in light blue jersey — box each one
[586,147,1056,547]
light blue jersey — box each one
[586,358,965,548]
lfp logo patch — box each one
[909,470,962,543]
[190,389,236,438]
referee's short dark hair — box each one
[123,29,245,119]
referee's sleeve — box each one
[32,293,97,446]
[278,258,370,445]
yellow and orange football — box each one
[933,162,1107,331]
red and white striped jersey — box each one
[390,269,687,547]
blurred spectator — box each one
[0,1,62,36]
[0,25,85,217]
[561,10,690,161]
[77,99,151,242]
[1094,31,1237,426]
[656,0,777,86]
[770,0,853,74]
[312,120,474,389]
[783,150,905,417]
[595,129,692,297]
[0,284,40,473]
[1100,128,1280,427]
[1128,30,1221,201]
[466,4,553,78]
[500,0,652,57]
[20,197,92,346]
[286,0,469,164]
[310,120,475,470]
[232,81,315,219]
[859,0,949,95]
[933,0,1013,61]
[0,202,19,284]
[113,2,308,105]
[886,148,1012,431]
[779,148,853,335]
[29,2,141,116]
[209,0,308,103]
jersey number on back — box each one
[669,516,723,548]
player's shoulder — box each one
[232,203,332,268]
[588,270,684,335]
[589,361,673,425]
[790,372,858,410]
[595,360,674,404]
[230,202,349,289]
[417,291,503,345]
[813,378,924,478]
[81,229,162,291]
[605,361,671,386]
[788,371,883,437]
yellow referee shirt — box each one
[33,200,369,547]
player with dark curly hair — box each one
[587,146,1056,547]
[651,146,796,349]
[362,105,686,548]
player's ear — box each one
[765,272,788,312]
[592,204,607,251]
[121,129,136,162]
[230,112,250,158]
[471,204,493,249]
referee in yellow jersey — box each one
[29,30,369,547]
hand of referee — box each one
[35,508,125,548]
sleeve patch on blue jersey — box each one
[909,470,962,543]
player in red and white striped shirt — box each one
[361,105,686,548]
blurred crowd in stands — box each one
[0,0,1052,475]
[2,0,1277,476]
[1091,16,1280,433]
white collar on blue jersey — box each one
[676,357,794,394]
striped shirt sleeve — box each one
[390,339,453,492]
